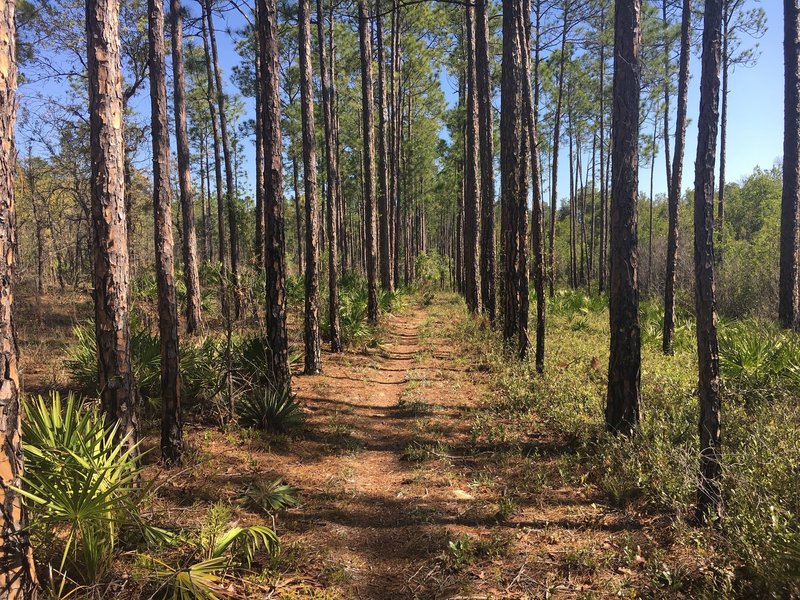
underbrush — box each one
[66,318,301,424]
[21,392,283,598]
[321,271,406,347]
[455,290,800,598]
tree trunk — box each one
[663,0,690,354]
[199,134,210,263]
[780,0,800,329]
[663,0,673,199]
[588,134,597,291]
[199,5,226,270]
[358,0,379,323]
[254,15,265,268]
[391,0,402,287]
[170,0,203,335]
[693,0,724,524]
[257,0,292,390]
[648,118,656,293]
[376,0,393,291]
[88,0,138,455]
[298,0,321,374]
[598,6,607,294]
[549,15,568,297]
[567,100,577,288]
[717,10,728,251]
[149,0,182,466]
[500,0,522,344]
[464,2,482,314]
[205,0,240,299]
[606,0,641,437]
[292,156,304,275]
[476,0,495,321]
[317,0,342,351]
[0,0,37,591]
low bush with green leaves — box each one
[21,392,284,598]
[66,321,306,418]
[718,318,800,402]
[240,479,299,515]
[454,294,800,597]
[236,386,304,432]
[138,502,279,599]
[19,393,153,595]
[320,272,405,347]
[66,319,223,408]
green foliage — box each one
[236,386,303,432]
[231,335,296,390]
[321,273,405,347]
[19,393,146,593]
[67,320,308,417]
[240,479,299,515]
[414,251,449,295]
[285,274,305,309]
[718,319,800,403]
[548,289,608,318]
[143,503,279,599]
[456,293,800,597]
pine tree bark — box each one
[694,0,724,524]
[522,0,546,373]
[549,13,568,297]
[317,0,342,351]
[662,0,673,198]
[298,0,321,374]
[717,5,729,249]
[464,3,482,314]
[780,0,800,330]
[598,6,607,293]
[567,100,577,288]
[358,0,379,323]
[0,0,37,591]
[88,0,138,455]
[476,0,495,321]
[149,0,182,466]
[663,0,691,352]
[199,6,226,269]
[391,0,402,286]
[205,0,240,298]
[170,0,202,335]
[376,0,393,291]
[606,0,641,437]
[254,13,265,267]
[500,0,522,344]
[258,0,292,390]
[292,156,304,275]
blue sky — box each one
[19,1,784,208]
[219,1,784,206]
[664,1,782,200]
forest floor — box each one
[16,289,689,599]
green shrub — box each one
[240,479,299,514]
[548,289,607,318]
[285,274,305,309]
[322,273,405,347]
[457,293,800,597]
[718,319,800,402]
[19,393,147,594]
[236,386,303,432]
[231,335,300,391]
[140,502,278,599]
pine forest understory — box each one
[0,0,799,597]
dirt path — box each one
[287,305,484,598]
[178,297,660,598]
